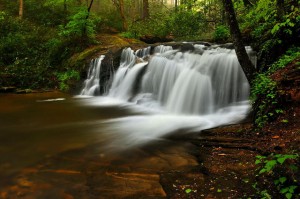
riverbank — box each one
[0,88,298,199]
[1,120,298,198]
[161,57,300,198]
[1,36,299,198]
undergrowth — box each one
[254,153,299,199]
[251,47,300,128]
[55,70,80,91]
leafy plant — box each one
[242,0,300,69]
[251,46,300,128]
[185,188,192,194]
[119,31,139,39]
[268,47,300,73]
[56,70,80,91]
[255,154,299,199]
[271,5,300,36]
[251,74,279,128]
[128,11,172,38]
[213,25,230,42]
[59,7,100,40]
[169,8,205,38]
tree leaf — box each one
[285,193,292,199]
[255,159,261,164]
[279,177,287,184]
[265,160,277,172]
[280,187,289,194]
[259,168,267,174]
[185,188,192,194]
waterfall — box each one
[81,45,255,116]
[109,62,148,101]
[79,44,256,148]
[136,46,151,58]
[80,55,105,96]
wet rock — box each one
[219,43,235,49]
[16,89,35,94]
[0,86,16,93]
[180,43,195,52]
[140,35,173,44]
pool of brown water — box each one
[0,92,197,198]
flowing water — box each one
[0,44,255,197]
[78,44,254,148]
[0,92,127,178]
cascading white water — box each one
[104,45,254,115]
[135,46,251,115]
[80,44,256,149]
[80,55,105,96]
[109,62,148,101]
[154,45,173,54]
[108,47,149,100]
[135,46,151,58]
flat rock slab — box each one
[0,141,198,199]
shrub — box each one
[56,70,80,91]
[213,25,230,42]
[251,74,279,128]
[128,11,172,38]
[59,7,100,41]
[254,153,299,199]
[169,9,205,38]
[268,47,300,73]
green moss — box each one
[67,45,107,70]
[66,34,144,70]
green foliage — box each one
[241,0,300,69]
[251,47,300,128]
[255,153,299,199]
[129,11,172,38]
[99,7,123,31]
[0,11,57,88]
[56,70,80,91]
[213,25,230,42]
[127,4,206,40]
[185,188,192,194]
[25,0,67,26]
[243,0,276,37]
[169,9,205,38]
[59,8,100,40]
[271,6,300,36]
[119,31,138,39]
[0,2,94,89]
[268,47,300,73]
[2,64,55,89]
[251,74,278,128]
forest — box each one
[0,0,299,88]
[0,0,299,198]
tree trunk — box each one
[19,0,23,19]
[119,0,128,31]
[87,0,94,14]
[112,0,127,30]
[142,0,149,19]
[221,0,256,84]
[83,0,94,36]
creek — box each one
[0,44,256,197]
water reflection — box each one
[0,92,249,185]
